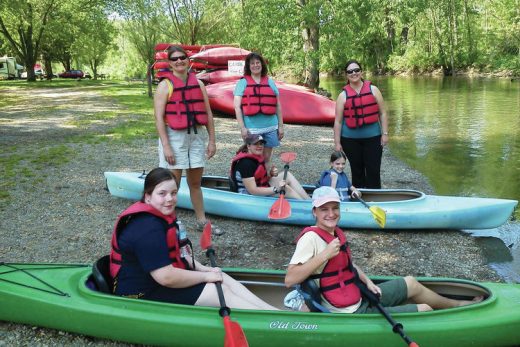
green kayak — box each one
[1,261,519,346]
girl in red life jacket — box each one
[284,186,483,313]
[153,45,222,236]
[111,167,278,310]
[333,60,389,189]
[233,52,284,166]
[230,133,310,199]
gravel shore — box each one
[0,86,501,346]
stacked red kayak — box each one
[205,81,335,125]
[152,43,335,125]
[152,43,249,82]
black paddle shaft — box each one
[279,164,289,195]
[206,248,231,318]
[356,278,417,346]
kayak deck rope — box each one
[0,263,89,297]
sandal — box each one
[196,220,225,236]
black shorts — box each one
[142,283,206,305]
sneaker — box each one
[196,220,225,236]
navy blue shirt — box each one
[115,213,172,296]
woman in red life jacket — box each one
[110,167,278,310]
[230,133,310,199]
[284,186,483,313]
[154,45,222,235]
[333,60,389,189]
[233,52,284,166]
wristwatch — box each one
[383,132,389,135]
[272,187,279,194]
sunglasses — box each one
[346,68,362,74]
[169,55,187,62]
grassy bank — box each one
[0,80,156,209]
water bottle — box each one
[177,221,190,258]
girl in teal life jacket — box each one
[317,151,361,201]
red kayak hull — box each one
[190,47,251,66]
[206,81,335,125]
[197,70,243,84]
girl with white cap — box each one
[285,186,482,313]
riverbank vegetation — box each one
[1,0,518,87]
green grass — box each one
[0,80,156,209]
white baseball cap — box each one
[312,186,340,208]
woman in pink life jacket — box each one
[333,60,389,189]
[230,133,310,199]
[153,45,222,235]
[284,186,483,313]
[110,167,278,310]
[233,52,284,166]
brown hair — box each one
[141,168,176,202]
[243,52,268,77]
[167,45,187,59]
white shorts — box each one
[158,126,207,169]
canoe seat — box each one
[92,255,113,294]
[297,279,330,313]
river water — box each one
[321,75,520,282]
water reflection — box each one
[321,76,520,218]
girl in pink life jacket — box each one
[284,186,483,313]
[153,45,222,235]
[110,167,278,310]
[230,133,310,199]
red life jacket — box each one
[163,72,208,133]
[229,152,270,191]
[297,226,361,308]
[241,75,277,116]
[109,202,189,280]
[343,80,380,129]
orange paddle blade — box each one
[199,220,212,250]
[223,316,249,347]
[280,152,296,164]
[268,194,291,220]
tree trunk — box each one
[299,0,320,90]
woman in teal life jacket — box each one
[233,52,284,166]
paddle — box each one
[268,152,297,220]
[354,195,386,228]
[200,222,249,347]
[356,280,419,347]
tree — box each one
[73,11,115,79]
[0,0,58,81]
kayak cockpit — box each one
[200,176,424,203]
[86,258,491,312]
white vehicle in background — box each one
[0,56,23,79]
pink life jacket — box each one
[109,202,188,280]
[297,226,361,308]
[230,152,270,191]
[163,72,208,133]
[343,80,380,129]
[241,75,277,116]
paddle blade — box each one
[268,195,291,220]
[200,220,213,250]
[369,206,386,228]
[223,316,249,347]
[280,152,297,164]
